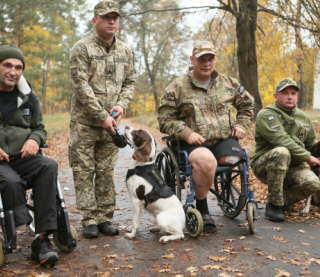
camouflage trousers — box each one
[252,147,320,206]
[68,121,119,227]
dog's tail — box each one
[136,185,145,201]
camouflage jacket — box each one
[157,67,255,146]
[251,102,317,167]
[69,32,135,126]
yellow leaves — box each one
[266,255,277,261]
[161,253,174,259]
[275,268,291,277]
[273,235,288,243]
[208,255,229,262]
[299,229,306,233]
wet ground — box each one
[1,122,320,277]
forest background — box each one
[1,0,320,121]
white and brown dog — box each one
[124,126,185,242]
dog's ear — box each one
[132,139,152,162]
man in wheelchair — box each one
[158,41,255,232]
[0,45,59,265]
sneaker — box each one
[265,203,285,221]
[31,235,59,266]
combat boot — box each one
[265,203,285,221]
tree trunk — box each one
[295,0,306,109]
[235,0,262,119]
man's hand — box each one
[231,127,246,140]
[307,155,320,168]
[110,105,124,124]
[101,116,118,133]
[21,139,39,159]
[186,132,206,145]
[0,148,9,162]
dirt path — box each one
[1,121,320,277]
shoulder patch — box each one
[238,85,245,94]
[268,115,275,121]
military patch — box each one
[202,43,212,49]
[270,124,280,129]
[268,115,275,121]
[232,147,240,152]
[238,85,245,95]
[91,55,106,60]
[22,108,30,116]
[114,57,129,63]
[70,57,78,76]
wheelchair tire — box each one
[213,163,246,218]
[185,208,203,238]
[53,225,78,252]
[0,238,8,268]
[156,147,181,201]
[247,203,256,234]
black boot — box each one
[83,224,99,239]
[31,235,59,266]
[98,221,119,236]
[265,203,285,221]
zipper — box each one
[200,108,209,139]
[0,108,9,155]
[211,96,223,137]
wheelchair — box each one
[0,146,78,267]
[156,136,258,238]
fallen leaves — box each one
[273,235,288,243]
[275,268,291,277]
[161,253,174,259]
[266,255,277,261]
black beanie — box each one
[0,45,25,70]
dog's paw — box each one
[159,236,169,243]
[124,232,136,239]
[300,211,309,217]
[125,225,132,232]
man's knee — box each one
[266,147,291,171]
[189,148,217,172]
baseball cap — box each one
[275,78,299,93]
[94,0,121,17]
[192,41,218,58]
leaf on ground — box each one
[186,266,198,273]
[225,239,236,242]
[208,255,229,262]
[298,230,306,233]
[273,235,288,242]
[300,242,310,245]
[275,268,291,277]
[218,273,232,277]
[90,245,97,249]
[161,253,174,259]
[239,236,247,240]
[266,255,277,261]
[300,271,312,275]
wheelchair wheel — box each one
[213,163,246,218]
[247,203,256,234]
[53,225,78,252]
[156,147,181,201]
[185,208,203,238]
[0,238,8,268]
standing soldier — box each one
[68,0,135,239]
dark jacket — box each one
[251,102,317,167]
[0,76,47,158]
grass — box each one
[129,113,159,129]
[305,109,320,121]
[43,113,70,134]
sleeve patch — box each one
[268,115,274,121]
[238,85,245,94]
[270,124,280,129]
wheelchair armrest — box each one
[161,135,176,142]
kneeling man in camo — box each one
[251,78,320,221]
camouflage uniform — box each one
[68,30,135,227]
[251,78,320,206]
[158,67,255,146]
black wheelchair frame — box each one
[0,147,78,267]
[156,136,258,237]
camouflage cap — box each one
[192,41,218,58]
[94,0,121,17]
[275,78,299,93]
